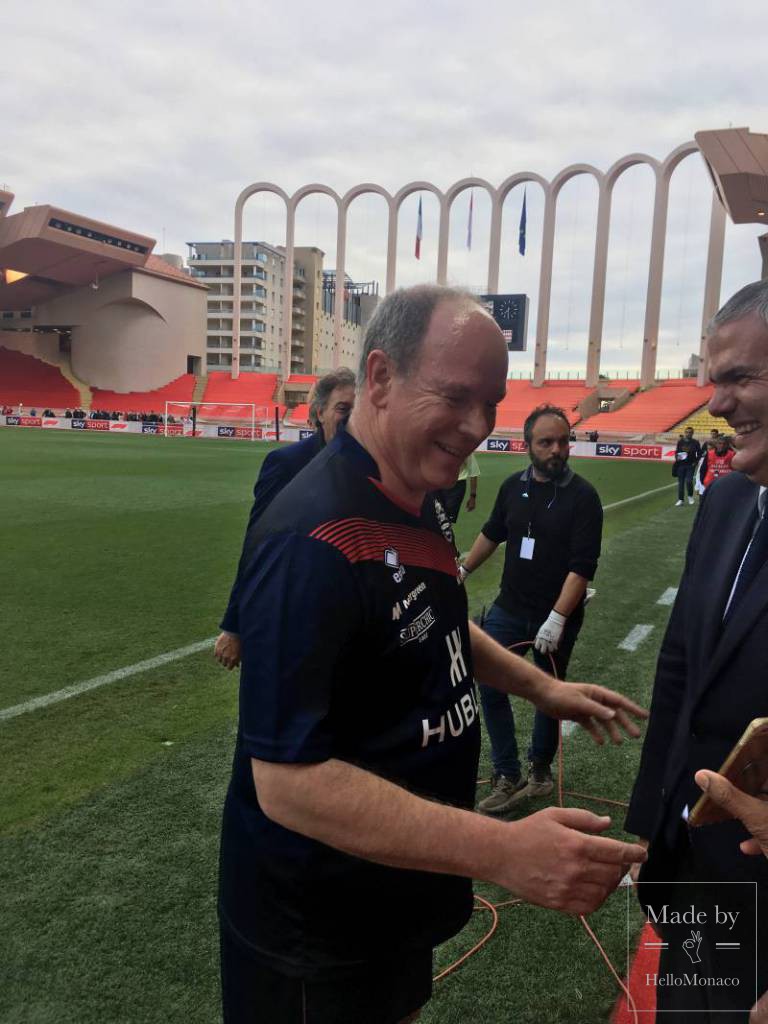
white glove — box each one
[534,610,567,654]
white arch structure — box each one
[232,141,726,387]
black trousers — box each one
[220,925,432,1024]
[677,465,696,500]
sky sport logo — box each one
[627,882,757,1012]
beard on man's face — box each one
[529,450,569,480]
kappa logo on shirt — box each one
[384,546,406,583]
[392,602,403,621]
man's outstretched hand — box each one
[502,807,648,915]
[535,681,648,746]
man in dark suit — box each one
[214,368,356,670]
[627,279,768,1021]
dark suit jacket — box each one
[219,431,324,633]
[626,471,768,892]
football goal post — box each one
[164,401,271,440]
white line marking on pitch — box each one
[618,625,654,652]
[657,587,678,606]
[0,638,216,722]
[4,485,676,723]
[602,483,676,512]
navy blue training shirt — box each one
[219,428,480,978]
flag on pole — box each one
[518,188,527,256]
[466,190,474,250]
[415,196,423,260]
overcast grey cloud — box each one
[3,0,767,373]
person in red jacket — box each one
[701,433,735,489]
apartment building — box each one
[186,241,378,376]
[186,240,287,373]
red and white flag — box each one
[415,195,423,260]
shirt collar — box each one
[328,422,381,480]
[520,463,575,488]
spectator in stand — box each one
[17,403,23,416]
[701,433,735,490]
[588,430,599,443]
[30,408,37,417]
[672,426,701,506]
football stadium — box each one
[2,121,768,1024]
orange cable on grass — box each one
[437,637,640,1022]
[433,895,499,982]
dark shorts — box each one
[220,925,432,1024]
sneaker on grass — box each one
[477,774,526,815]
[501,763,555,809]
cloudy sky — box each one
[4,0,766,375]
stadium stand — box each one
[495,380,590,430]
[0,347,80,409]
[284,374,317,385]
[91,374,196,414]
[673,405,730,435]
[493,380,640,430]
[579,379,714,434]
[284,403,310,425]
[200,371,284,420]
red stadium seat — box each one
[579,380,714,434]
[0,347,80,409]
[200,372,283,420]
[91,374,196,414]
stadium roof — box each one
[695,126,768,224]
[0,195,204,308]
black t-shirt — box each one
[675,438,702,465]
[482,465,603,616]
[219,429,479,978]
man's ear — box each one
[366,349,393,409]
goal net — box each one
[164,402,273,440]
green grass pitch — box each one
[0,428,697,1023]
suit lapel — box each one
[698,489,765,694]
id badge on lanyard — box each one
[520,527,535,560]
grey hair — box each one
[356,284,484,387]
[708,279,768,335]
[309,367,356,427]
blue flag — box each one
[518,188,527,256]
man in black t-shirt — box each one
[219,287,646,1024]
[461,405,603,815]
[672,425,701,506]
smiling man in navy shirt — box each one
[218,284,647,1024]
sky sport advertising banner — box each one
[3,415,42,427]
[480,437,678,461]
